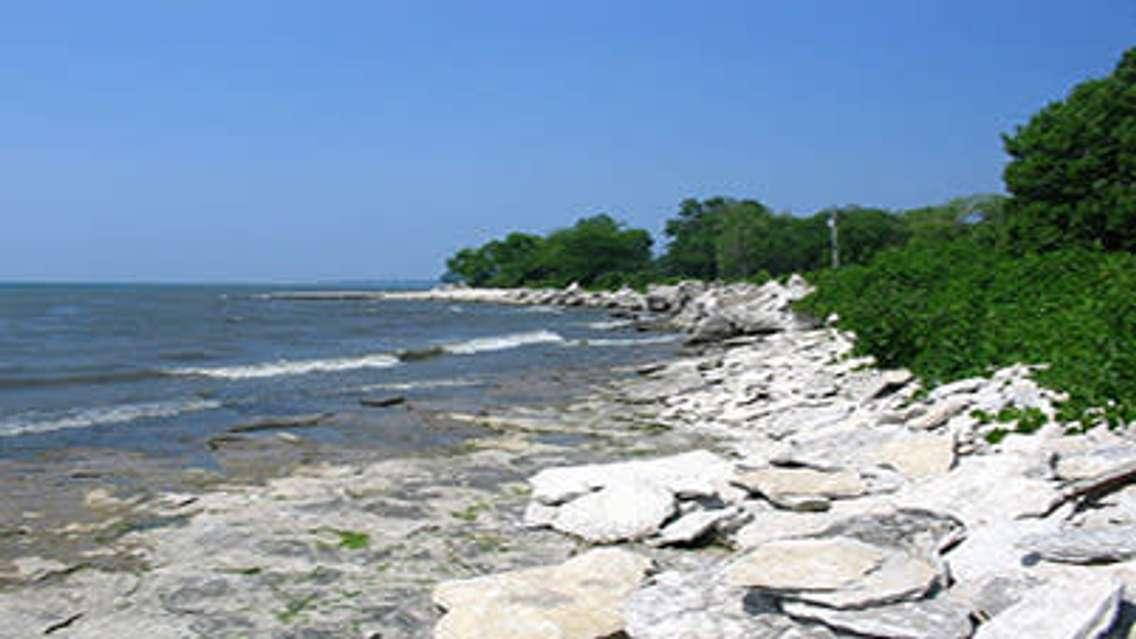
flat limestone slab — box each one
[550,480,676,543]
[973,575,1124,639]
[732,467,866,500]
[433,548,652,639]
[794,550,940,609]
[874,433,956,480]
[726,537,884,591]
[528,450,733,505]
[1019,526,1136,564]
[783,597,973,639]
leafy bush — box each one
[797,239,1136,428]
[1002,47,1136,253]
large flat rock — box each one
[732,467,866,502]
[549,480,676,543]
[623,567,832,639]
[973,575,1124,639]
[433,548,652,639]
[874,433,956,480]
[726,537,885,591]
[528,450,733,505]
[793,550,940,609]
[782,597,973,639]
[1019,526,1136,564]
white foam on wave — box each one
[170,353,401,380]
[444,330,565,355]
[573,335,681,347]
[523,306,562,314]
[0,398,222,437]
[585,319,634,330]
[354,377,484,392]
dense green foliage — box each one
[444,195,1002,288]
[798,241,1136,427]
[1002,47,1136,253]
[444,214,652,288]
[658,198,931,280]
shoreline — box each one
[2,281,1135,637]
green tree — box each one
[764,213,828,275]
[444,246,495,286]
[660,197,731,279]
[1002,47,1136,253]
[902,194,1007,247]
[715,200,773,279]
[483,232,546,286]
[534,214,653,287]
[828,206,912,266]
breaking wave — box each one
[0,398,223,437]
[573,335,681,347]
[443,330,565,355]
[168,353,401,380]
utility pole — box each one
[828,210,840,269]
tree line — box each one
[443,194,1007,289]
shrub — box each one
[797,239,1136,428]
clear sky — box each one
[1,1,1132,282]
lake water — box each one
[0,284,679,464]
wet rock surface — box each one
[3,278,1135,638]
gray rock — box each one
[1056,446,1136,483]
[768,509,959,609]
[1048,459,1136,517]
[688,314,736,344]
[433,548,652,639]
[974,575,1124,639]
[910,397,972,431]
[857,369,915,402]
[228,412,332,433]
[813,508,966,557]
[652,507,743,547]
[359,396,406,408]
[549,480,676,543]
[1020,526,1136,564]
[732,467,866,502]
[726,537,887,591]
[782,597,973,639]
[793,550,940,609]
[928,377,987,401]
[623,567,832,639]
[528,450,734,505]
[874,433,956,480]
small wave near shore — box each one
[0,398,222,437]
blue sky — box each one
[1,2,1132,282]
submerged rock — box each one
[228,412,332,433]
[359,395,406,408]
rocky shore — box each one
[3,279,1135,638]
